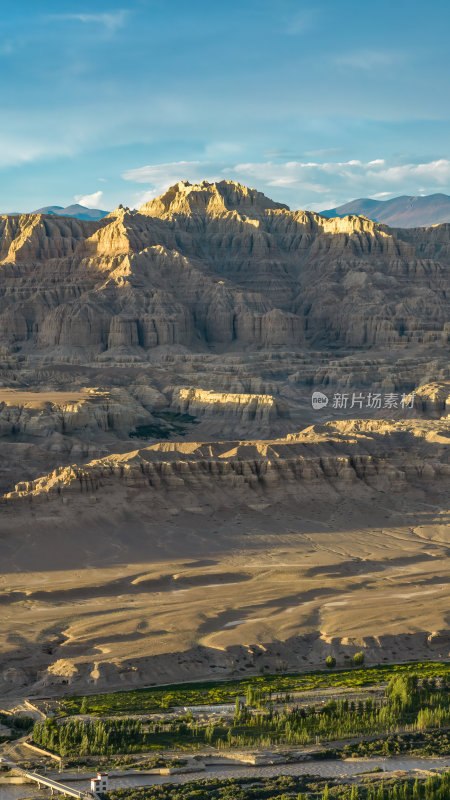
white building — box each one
[91,773,109,794]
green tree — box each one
[353,651,365,666]
[376,781,385,800]
[326,656,336,668]
[79,733,90,756]
[80,697,88,714]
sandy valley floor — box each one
[1,416,448,697]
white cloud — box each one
[122,158,450,210]
[74,190,104,208]
[372,159,450,185]
[231,158,450,192]
[51,11,128,34]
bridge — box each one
[0,755,96,798]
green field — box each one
[61,661,450,717]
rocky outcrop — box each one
[0,214,100,263]
[0,387,164,437]
[140,179,289,217]
[5,418,449,502]
[0,181,448,354]
[411,381,450,416]
[170,387,288,422]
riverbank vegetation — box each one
[337,729,450,759]
[0,712,34,743]
[32,674,449,756]
[60,662,449,717]
[60,662,448,719]
[107,771,450,800]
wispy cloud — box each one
[304,147,343,158]
[335,48,403,71]
[74,190,104,208]
[0,40,15,56]
[50,11,128,34]
[123,161,210,185]
[0,133,75,169]
[122,158,450,210]
[282,9,317,35]
[264,148,301,160]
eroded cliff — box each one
[0,180,448,354]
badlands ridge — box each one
[0,180,448,696]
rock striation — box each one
[5,418,449,503]
[0,180,448,354]
[0,387,164,437]
[410,381,450,417]
[169,387,288,422]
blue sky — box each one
[1,0,449,212]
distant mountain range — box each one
[320,193,450,228]
[33,203,109,221]
[4,193,450,228]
